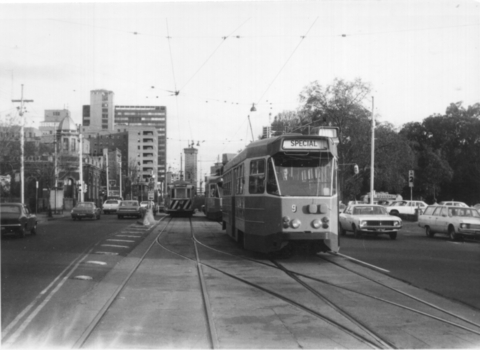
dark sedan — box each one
[71,202,101,221]
[117,200,142,219]
[1,203,37,238]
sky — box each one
[1,0,479,177]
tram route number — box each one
[283,139,327,150]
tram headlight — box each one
[290,219,301,229]
[311,219,321,229]
[282,216,290,228]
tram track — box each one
[72,216,171,349]
[190,218,480,348]
[156,217,387,349]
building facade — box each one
[114,105,167,184]
[39,109,71,143]
[82,90,115,131]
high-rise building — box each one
[82,90,115,131]
[114,105,167,183]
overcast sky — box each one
[1,0,479,175]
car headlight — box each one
[290,219,301,229]
[393,221,400,227]
[460,223,470,229]
[360,221,367,227]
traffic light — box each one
[353,164,359,174]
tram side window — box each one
[249,159,265,194]
[236,164,244,194]
[223,171,232,196]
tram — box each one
[202,175,223,221]
[166,178,196,217]
[222,129,340,255]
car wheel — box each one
[17,225,26,238]
[353,226,361,238]
[338,224,346,236]
[425,226,434,238]
[31,223,37,235]
[389,232,397,240]
[448,226,457,241]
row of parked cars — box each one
[71,199,162,220]
[338,199,480,241]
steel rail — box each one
[72,216,170,349]
[189,218,220,349]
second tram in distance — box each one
[166,178,196,217]
[202,175,223,221]
[222,129,340,255]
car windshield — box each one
[105,200,118,204]
[76,203,93,208]
[120,201,138,207]
[353,206,386,215]
[448,208,480,217]
[0,205,20,214]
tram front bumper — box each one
[246,230,336,253]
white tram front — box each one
[222,132,339,255]
[166,179,196,217]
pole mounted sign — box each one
[408,170,414,188]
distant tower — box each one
[184,146,198,189]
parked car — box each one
[339,201,347,213]
[117,200,142,219]
[438,201,469,208]
[140,201,158,215]
[386,200,428,217]
[418,205,480,241]
[474,204,480,212]
[1,203,37,238]
[71,202,101,221]
[339,204,402,240]
[102,199,121,214]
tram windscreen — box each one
[266,153,336,197]
[175,187,187,199]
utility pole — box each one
[370,96,375,205]
[12,84,33,205]
[79,128,84,202]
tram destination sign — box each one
[282,139,328,150]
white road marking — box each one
[85,261,107,266]
[94,251,119,255]
[100,244,130,248]
[2,248,94,346]
[106,239,135,243]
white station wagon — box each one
[418,205,480,241]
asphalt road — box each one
[338,220,480,311]
[1,214,137,328]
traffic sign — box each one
[148,190,154,200]
[408,170,414,187]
